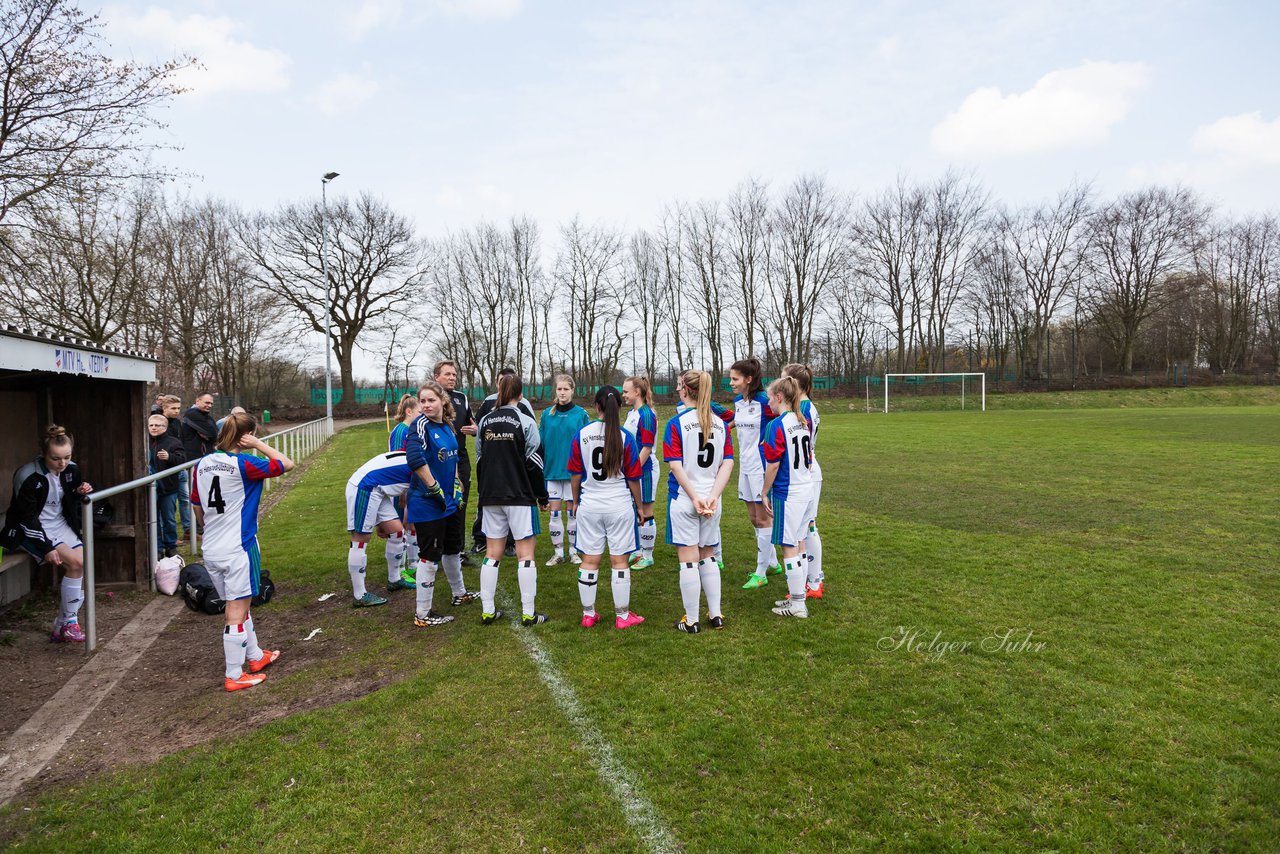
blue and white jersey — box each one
[347,451,411,497]
[389,422,410,453]
[733,391,776,476]
[192,452,285,558]
[799,399,822,481]
[404,414,459,523]
[759,411,814,500]
[623,405,659,477]
[662,408,734,499]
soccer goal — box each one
[883,373,986,413]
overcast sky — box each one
[101,0,1280,379]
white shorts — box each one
[665,493,722,548]
[205,542,260,601]
[737,470,765,503]
[546,480,572,502]
[43,515,83,550]
[346,484,399,534]
[574,506,638,555]
[770,491,812,548]
[483,505,541,541]
[803,480,822,527]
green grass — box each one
[862,382,1280,412]
[4,400,1279,852]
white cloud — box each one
[930,61,1150,157]
[429,0,522,19]
[306,72,381,117]
[872,34,900,60]
[1191,112,1280,167]
[108,8,290,95]
[348,0,403,37]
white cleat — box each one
[771,601,809,618]
[545,554,565,566]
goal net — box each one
[882,373,986,413]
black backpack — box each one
[252,570,275,606]
[179,562,225,615]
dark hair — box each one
[497,373,523,407]
[498,367,517,378]
[781,362,813,395]
[594,385,625,479]
[730,358,764,398]
[216,412,257,453]
[42,424,73,455]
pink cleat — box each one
[53,621,86,643]
[581,612,601,628]
[615,611,645,630]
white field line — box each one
[498,592,680,854]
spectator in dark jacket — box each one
[181,392,219,462]
[161,395,192,539]
[147,413,186,557]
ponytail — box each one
[42,424,73,455]
[730,358,764,398]
[216,412,257,453]
[595,385,624,478]
[418,380,456,424]
[395,393,419,422]
[781,362,813,396]
[767,376,804,422]
[497,373,523,408]
[624,375,651,406]
[682,369,714,440]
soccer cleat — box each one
[742,573,768,590]
[387,578,416,592]
[469,542,486,555]
[224,671,266,692]
[806,582,824,600]
[399,567,417,584]
[581,612,601,628]
[766,563,784,576]
[716,560,724,571]
[247,649,281,674]
[451,590,480,606]
[631,557,654,570]
[460,553,477,568]
[521,612,551,627]
[52,621,86,643]
[480,610,504,625]
[675,616,701,634]
[545,554,564,567]
[414,610,455,627]
[354,591,388,607]
[771,601,809,618]
[569,553,582,565]
[707,615,725,629]
[503,544,517,558]
[615,611,645,630]
[628,552,643,566]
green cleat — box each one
[387,578,416,592]
[480,610,504,625]
[716,560,724,571]
[766,563,784,576]
[631,557,654,570]
[354,591,388,607]
[400,567,417,584]
[742,573,768,590]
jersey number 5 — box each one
[696,432,714,468]
[206,475,227,514]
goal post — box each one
[883,373,986,413]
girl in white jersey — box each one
[759,377,814,619]
[622,376,660,569]
[192,413,294,691]
[569,386,646,629]
[783,363,824,599]
[663,370,735,634]
[730,358,783,590]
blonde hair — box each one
[681,370,714,440]
[395,393,419,422]
[418,380,456,424]
[148,413,168,426]
[767,376,805,421]
[781,363,813,396]
[624,375,651,406]
[42,424,73,455]
[216,412,257,453]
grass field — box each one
[3,395,1279,851]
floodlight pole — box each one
[320,172,340,418]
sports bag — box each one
[155,554,184,596]
[251,570,275,606]
[179,562,225,615]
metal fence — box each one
[78,416,333,651]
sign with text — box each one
[0,333,155,383]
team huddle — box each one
[184,358,823,692]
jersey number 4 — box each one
[206,476,227,514]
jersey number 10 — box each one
[789,434,812,469]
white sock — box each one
[679,561,701,624]
[517,559,537,617]
[415,559,438,616]
[386,533,405,583]
[611,566,631,616]
[480,558,500,614]
[223,623,247,679]
[59,576,83,627]
[785,558,807,607]
[566,511,577,551]
[755,527,775,573]
[441,553,465,596]
[807,523,823,583]
[549,511,564,552]
[714,543,723,562]
[405,530,420,566]
[578,567,598,615]
[698,557,722,619]
[348,541,367,598]
[639,517,656,557]
[244,614,263,661]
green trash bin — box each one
[262,409,271,424]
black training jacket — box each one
[474,405,548,506]
[3,458,84,554]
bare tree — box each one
[555,218,626,387]
[853,176,926,371]
[1193,215,1276,373]
[724,177,770,358]
[916,171,988,371]
[624,228,671,379]
[684,199,729,381]
[238,191,426,404]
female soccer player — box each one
[9,426,94,642]
[672,384,734,571]
[540,375,590,566]
[191,413,293,691]
[759,377,815,619]
[783,363,824,599]
[388,394,421,572]
[475,373,550,625]
[389,394,419,452]
[622,376,659,569]
[569,386,646,629]
[730,358,782,589]
[664,370,735,634]
[405,381,478,627]
[344,449,414,607]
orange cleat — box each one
[805,582,824,600]
[224,671,267,692]
[247,649,281,673]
